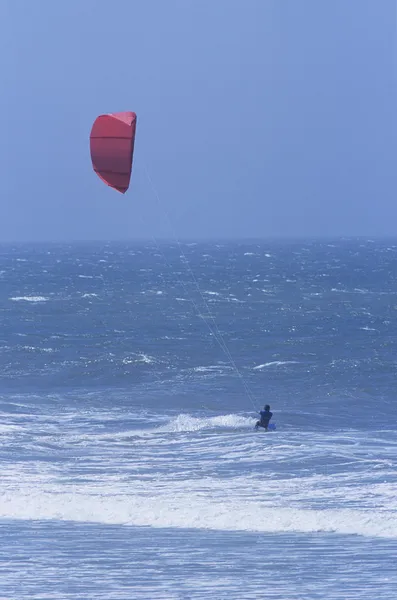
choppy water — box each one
[0,240,396,599]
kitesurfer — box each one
[255,405,273,430]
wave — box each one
[1,488,395,539]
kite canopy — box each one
[89,111,137,194]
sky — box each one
[1,0,396,241]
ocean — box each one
[0,239,396,599]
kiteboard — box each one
[255,423,276,431]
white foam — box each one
[162,413,252,433]
[144,289,165,295]
[21,346,56,353]
[253,361,298,370]
[137,353,156,364]
[193,365,232,374]
[228,296,245,303]
[10,296,49,303]
[122,353,157,365]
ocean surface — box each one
[0,239,396,599]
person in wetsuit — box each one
[255,404,273,430]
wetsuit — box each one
[255,409,273,430]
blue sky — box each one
[1,0,396,241]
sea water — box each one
[0,240,396,599]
